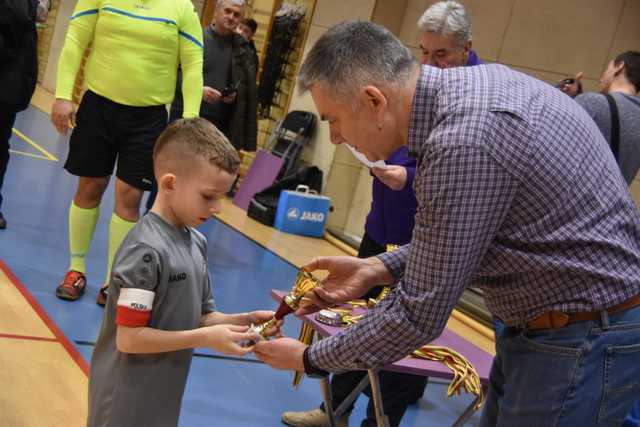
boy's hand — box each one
[247,310,283,338]
[200,324,258,355]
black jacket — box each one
[0,0,38,111]
[172,27,258,152]
[226,30,258,152]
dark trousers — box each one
[0,107,18,211]
[322,232,429,427]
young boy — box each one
[88,118,277,427]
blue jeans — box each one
[480,305,640,427]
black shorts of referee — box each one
[64,90,168,191]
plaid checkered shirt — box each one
[308,64,640,372]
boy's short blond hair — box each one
[153,118,240,177]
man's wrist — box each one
[303,346,329,378]
[365,256,394,286]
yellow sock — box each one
[105,213,136,284]
[69,201,100,273]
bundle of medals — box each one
[412,346,484,410]
[317,291,484,409]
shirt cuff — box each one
[303,346,329,378]
[376,244,409,280]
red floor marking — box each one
[0,332,58,342]
[0,259,90,376]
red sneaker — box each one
[55,270,87,301]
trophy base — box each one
[240,324,267,347]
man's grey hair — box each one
[417,1,472,47]
[216,0,245,8]
[298,21,418,102]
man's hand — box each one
[371,165,408,190]
[203,86,222,104]
[51,99,75,135]
[199,324,256,356]
[247,310,283,338]
[559,71,583,98]
[254,337,306,371]
[298,256,393,315]
[221,92,237,104]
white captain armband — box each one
[116,288,155,327]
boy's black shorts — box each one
[64,90,168,191]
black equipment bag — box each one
[248,166,323,226]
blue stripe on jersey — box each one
[70,9,99,20]
[179,31,204,49]
[101,6,178,26]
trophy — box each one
[252,268,320,339]
[246,269,320,387]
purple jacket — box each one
[466,50,482,66]
[364,50,482,246]
[364,146,417,246]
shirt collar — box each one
[408,65,442,156]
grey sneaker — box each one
[281,408,349,427]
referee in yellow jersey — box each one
[51,0,204,305]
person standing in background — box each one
[170,0,257,151]
[0,0,49,230]
[563,50,640,427]
[418,0,481,68]
[51,0,204,305]
[573,51,640,185]
[236,17,259,72]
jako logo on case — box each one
[287,207,324,222]
[300,212,325,222]
[287,207,300,220]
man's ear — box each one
[158,173,177,193]
[464,40,472,54]
[614,61,626,77]
[361,85,388,119]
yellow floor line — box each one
[12,128,58,162]
[8,149,53,161]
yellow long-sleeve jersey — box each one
[56,0,203,117]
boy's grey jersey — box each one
[575,92,640,185]
[88,212,216,427]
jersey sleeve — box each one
[111,242,162,327]
[55,0,100,100]
[201,272,216,315]
[177,1,203,118]
[194,233,215,314]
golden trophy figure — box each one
[252,268,319,338]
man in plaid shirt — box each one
[255,21,640,426]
